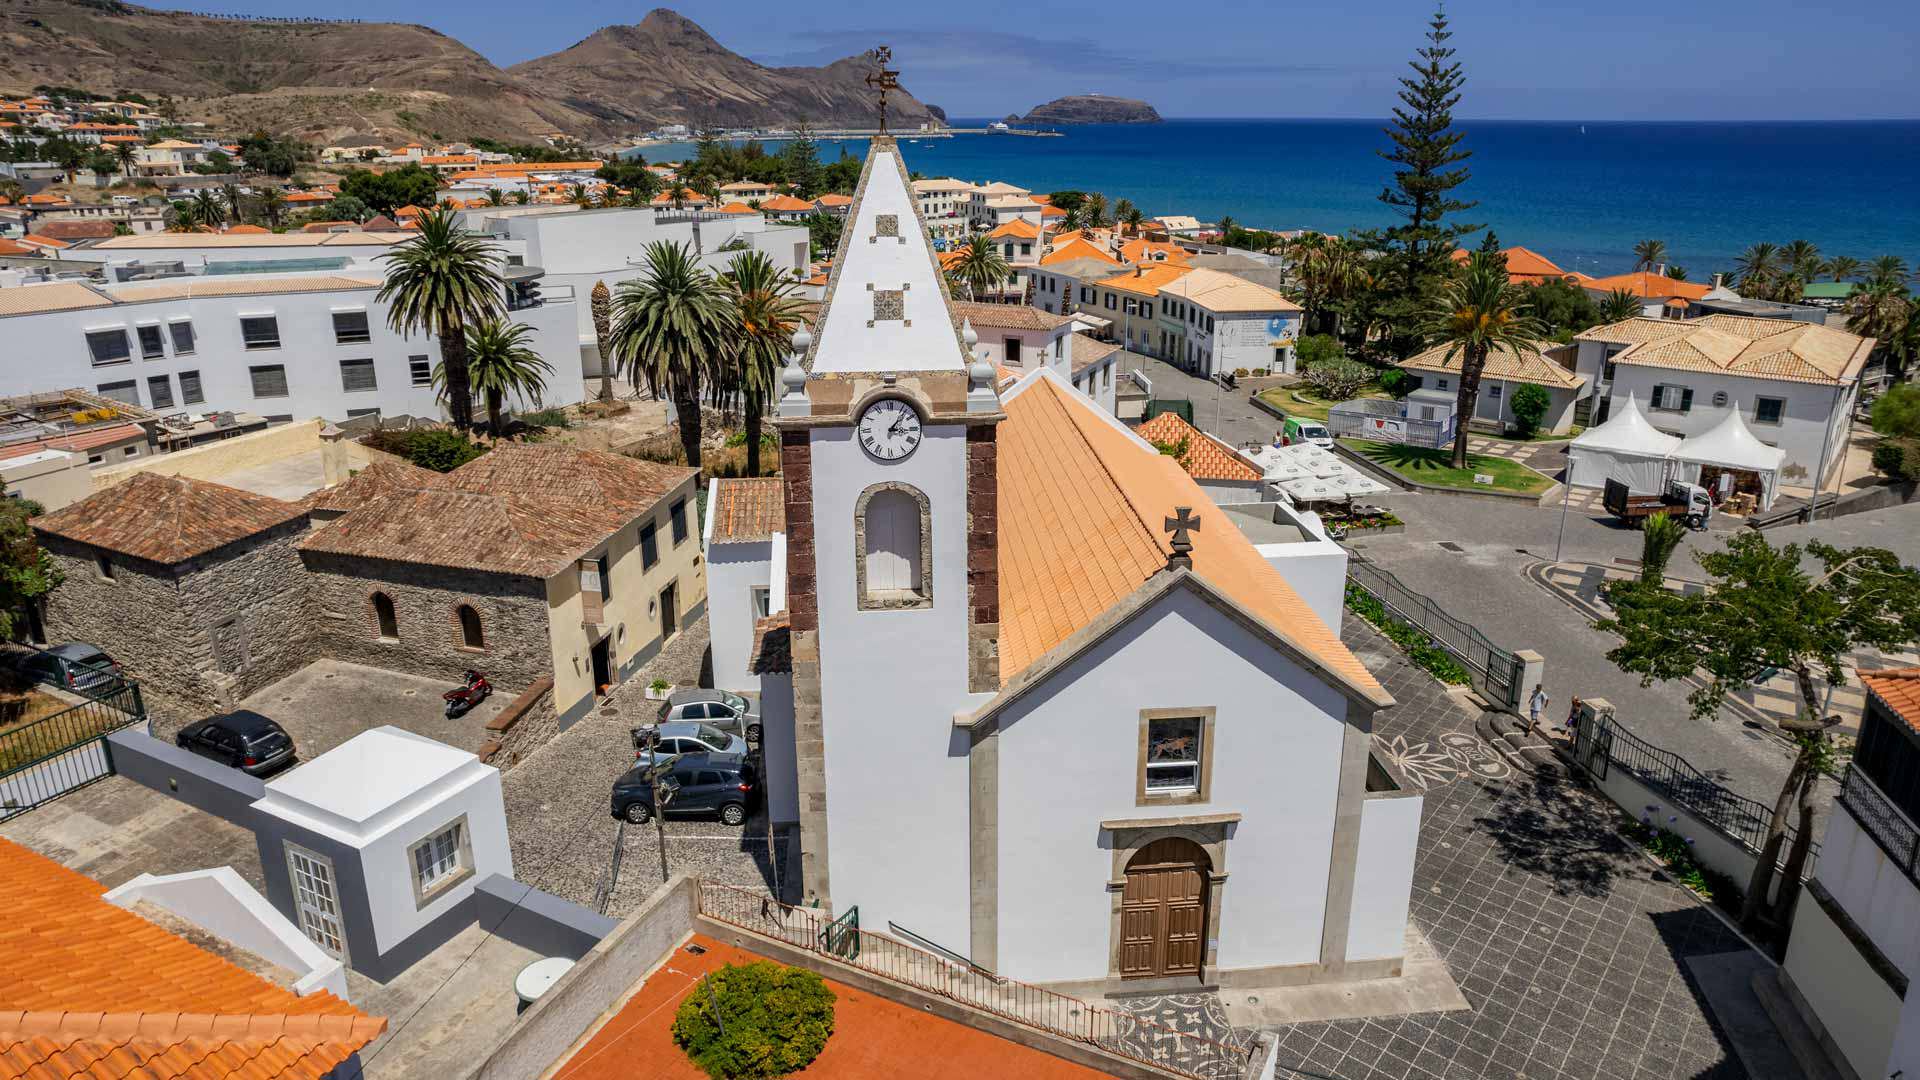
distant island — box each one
[1013,94,1162,125]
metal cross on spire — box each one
[1164,506,1201,571]
[864,46,900,135]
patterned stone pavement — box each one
[1263,621,1754,1080]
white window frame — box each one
[1753,396,1786,425]
[409,355,433,387]
[85,327,132,367]
[1138,708,1215,806]
[750,585,772,619]
[408,816,474,908]
[285,842,349,961]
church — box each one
[710,136,1422,995]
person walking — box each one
[1527,684,1550,735]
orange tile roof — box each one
[1863,669,1920,734]
[1093,263,1192,298]
[34,471,307,564]
[0,421,146,461]
[0,838,383,1080]
[708,477,786,542]
[758,194,816,212]
[1451,244,1571,284]
[1134,411,1263,482]
[997,376,1384,698]
[988,218,1040,240]
[1117,238,1192,266]
[282,191,330,203]
[0,237,37,256]
[223,224,270,234]
[1582,270,1710,300]
[1040,204,1067,219]
[813,193,853,207]
[1039,236,1121,268]
[1400,340,1584,389]
[715,200,758,215]
[1596,313,1874,386]
[551,934,1109,1080]
[302,459,444,515]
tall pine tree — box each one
[1358,6,1481,358]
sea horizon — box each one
[634,118,1920,280]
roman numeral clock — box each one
[856,397,923,461]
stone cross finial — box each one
[1164,506,1200,571]
[864,46,900,135]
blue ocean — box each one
[636,118,1920,279]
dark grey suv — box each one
[611,752,759,826]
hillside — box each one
[0,0,592,142]
[1019,94,1161,125]
[510,9,941,132]
[0,2,941,143]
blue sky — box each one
[179,1,1919,121]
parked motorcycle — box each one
[444,670,492,718]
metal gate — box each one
[0,676,145,822]
[1347,557,1527,710]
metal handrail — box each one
[1841,765,1918,886]
[697,881,1255,1080]
[1346,556,1524,707]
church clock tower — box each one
[773,136,1002,937]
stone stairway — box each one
[1473,709,1571,778]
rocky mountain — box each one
[1020,94,1162,125]
[509,10,940,132]
[0,2,940,143]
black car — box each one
[176,710,297,776]
[13,643,123,694]
[611,752,758,826]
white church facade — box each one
[713,137,1422,994]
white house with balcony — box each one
[910,177,972,242]
[1779,669,1920,1080]
[1571,315,1872,490]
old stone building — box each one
[33,471,312,712]
[34,444,705,725]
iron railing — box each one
[1841,765,1919,887]
[1346,557,1525,709]
[0,679,145,821]
[697,881,1258,1080]
[1579,714,1817,871]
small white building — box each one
[730,137,1419,995]
[909,177,972,241]
[1068,334,1122,414]
[1156,268,1303,376]
[254,726,513,981]
[1572,314,1873,489]
[1398,340,1586,435]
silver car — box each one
[657,688,761,742]
[632,720,749,764]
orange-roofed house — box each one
[1135,409,1267,502]
[0,838,385,1080]
[757,193,817,221]
[1781,667,1920,1080]
[1449,244,1576,286]
[812,191,853,216]
[704,136,1416,998]
[714,200,759,216]
[1579,269,1711,317]
[1089,263,1195,353]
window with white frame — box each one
[408,818,470,905]
[240,316,281,350]
[339,358,377,393]
[1651,384,1692,412]
[136,324,166,360]
[751,585,772,619]
[1139,710,1213,804]
[168,320,196,356]
[332,310,372,345]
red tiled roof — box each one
[1863,668,1920,734]
[1134,411,1263,482]
[0,838,384,1080]
[0,421,145,461]
[301,459,443,515]
[758,194,815,212]
[950,300,1070,333]
[708,477,785,542]
[33,220,116,240]
[33,471,307,564]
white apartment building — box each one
[969,181,1041,232]
[1156,268,1304,376]
[1572,315,1871,488]
[909,177,972,242]
[0,258,577,426]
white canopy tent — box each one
[1672,408,1787,508]
[1567,393,1683,493]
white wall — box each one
[1604,365,1854,487]
[1346,795,1421,961]
[760,673,799,826]
[812,422,977,952]
[105,866,349,999]
[1211,311,1301,376]
[707,537,774,692]
[969,324,1069,375]
[360,766,513,954]
[992,586,1352,983]
[1814,797,1920,980]
[1254,540,1347,633]
[1785,889,1903,1080]
[2,278,579,422]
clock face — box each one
[857,398,923,462]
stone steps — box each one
[1473,710,1570,778]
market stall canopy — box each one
[1671,408,1786,507]
[1567,393,1683,492]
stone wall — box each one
[40,522,311,715]
[301,552,553,694]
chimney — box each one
[1712,272,1724,289]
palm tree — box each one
[440,318,554,435]
[1113,197,1136,234]
[1632,239,1667,273]
[609,240,734,469]
[1082,191,1110,228]
[0,178,23,205]
[189,189,224,231]
[1422,251,1548,468]
[1666,265,1688,282]
[1824,255,1862,283]
[625,168,662,204]
[1867,255,1912,290]
[719,250,807,476]
[376,207,505,431]
[591,279,614,403]
[947,234,1013,301]
[221,183,244,226]
[667,184,692,210]
[510,190,530,206]
[256,187,287,229]
[1783,239,1822,281]
[112,142,137,178]
[1734,242,1782,299]
[485,188,506,207]
[1598,287,1643,324]
[1290,234,1366,337]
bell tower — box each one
[773,133,1001,939]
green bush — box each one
[1871,384,1920,440]
[1344,584,1473,685]
[364,429,490,473]
[1508,383,1551,437]
[1873,438,1917,481]
[1301,358,1374,402]
[1295,334,1345,368]
[1377,369,1414,399]
[672,962,836,1080]
[519,408,573,429]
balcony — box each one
[1841,764,1920,890]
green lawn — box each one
[1342,439,1556,496]
[1257,387,1390,423]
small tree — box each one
[1636,512,1684,584]
[1295,334,1346,368]
[0,499,61,641]
[1870,384,1920,440]
[1301,358,1374,401]
[672,961,835,1079]
[1508,382,1551,437]
[1595,534,1920,930]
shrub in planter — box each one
[672,962,836,1079]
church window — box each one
[457,605,484,649]
[1137,708,1215,805]
[855,483,932,610]
[371,592,399,641]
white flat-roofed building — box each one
[1156,267,1304,376]
[0,268,579,424]
[910,177,973,241]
